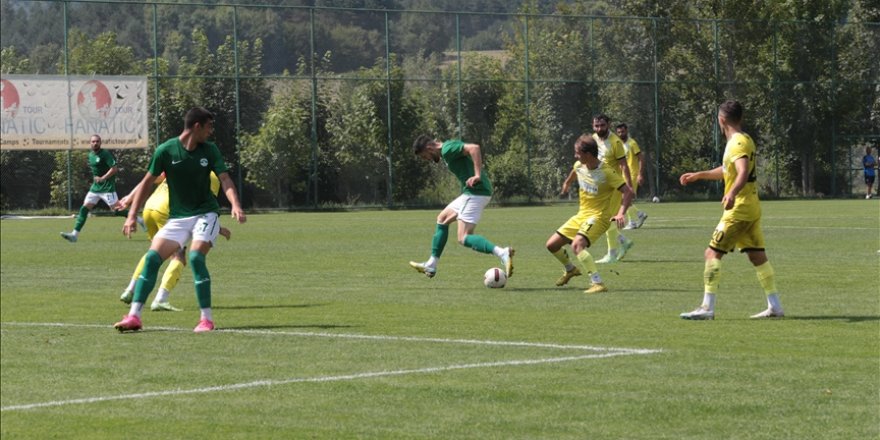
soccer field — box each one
[1,200,878,439]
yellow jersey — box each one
[722,132,760,220]
[575,160,626,219]
[622,137,641,180]
[593,132,626,172]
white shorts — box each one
[83,191,119,207]
[446,194,491,224]
[155,212,220,249]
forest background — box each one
[1,0,878,211]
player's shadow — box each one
[213,303,327,310]
[784,316,879,323]
[220,324,358,330]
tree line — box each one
[1,0,877,210]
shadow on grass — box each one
[785,316,880,323]
[220,324,358,330]
[213,303,327,310]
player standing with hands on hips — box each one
[678,100,784,320]
[114,107,246,333]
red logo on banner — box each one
[77,80,112,120]
[1,79,20,118]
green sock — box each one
[431,224,449,258]
[463,234,496,254]
[74,206,89,231]
[114,209,129,217]
[189,251,211,309]
[133,250,162,304]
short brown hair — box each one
[574,134,598,157]
[719,100,743,124]
[412,135,434,155]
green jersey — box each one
[88,148,117,193]
[148,137,228,218]
[441,140,492,196]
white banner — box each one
[0,75,149,150]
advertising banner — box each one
[0,75,149,150]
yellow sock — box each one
[704,258,722,294]
[159,258,184,292]
[755,261,777,294]
[576,250,601,283]
[551,248,572,266]
[131,254,147,282]
[606,227,620,252]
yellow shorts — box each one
[143,208,169,241]
[709,214,765,254]
[557,213,610,248]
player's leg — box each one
[548,216,583,286]
[190,213,221,332]
[152,248,185,312]
[681,217,741,320]
[409,203,457,278]
[457,195,514,276]
[121,208,165,303]
[742,221,784,318]
[114,217,193,331]
[574,219,607,294]
[61,193,99,242]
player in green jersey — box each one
[60,134,143,242]
[679,100,784,320]
[409,135,514,279]
[114,107,246,333]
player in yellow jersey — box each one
[591,114,635,264]
[678,100,784,320]
[545,134,634,294]
[616,123,648,230]
[115,171,230,311]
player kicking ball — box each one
[408,135,514,280]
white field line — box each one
[1,322,662,412]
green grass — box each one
[1,200,878,439]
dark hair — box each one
[413,135,434,155]
[592,114,611,124]
[719,100,743,124]
[615,123,628,130]
[184,107,214,129]
[575,134,598,157]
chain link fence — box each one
[2,0,878,213]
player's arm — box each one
[561,169,576,195]
[721,157,749,210]
[636,152,645,186]
[219,172,247,224]
[679,166,723,185]
[462,143,483,188]
[116,173,164,210]
[618,158,633,188]
[123,171,158,237]
[611,183,634,229]
[95,165,119,183]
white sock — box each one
[564,263,575,272]
[426,256,439,267]
[492,246,508,258]
[590,273,602,284]
[702,293,716,311]
[126,279,136,292]
[129,302,144,318]
[766,293,782,311]
[200,308,213,321]
[154,288,170,304]
[71,230,79,237]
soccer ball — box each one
[483,267,507,288]
[652,196,660,203]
